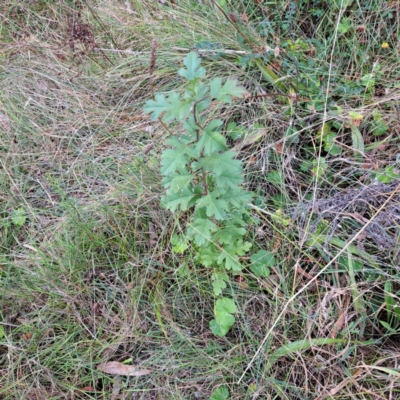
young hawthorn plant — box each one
[144,52,256,337]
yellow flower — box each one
[381,42,390,49]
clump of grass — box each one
[1,0,400,399]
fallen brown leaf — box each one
[22,332,32,341]
[79,386,96,392]
[97,361,152,377]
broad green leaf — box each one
[210,319,230,337]
[143,93,169,120]
[215,297,236,326]
[196,190,229,220]
[212,300,236,336]
[161,187,195,212]
[211,271,229,296]
[170,234,188,254]
[187,218,217,246]
[178,52,206,81]
[11,208,26,226]
[210,386,229,400]
[221,79,248,98]
[250,250,275,277]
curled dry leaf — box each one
[97,361,152,377]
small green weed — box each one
[144,52,255,336]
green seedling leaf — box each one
[380,320,397,333]
[170,235,188,254]
[250,250,275,277]
[267,170,283,185]
[210,386,229,400]
[178,52,206,81]
[338,17,351,34]
[265,338,348,373]
[11,208,26,226]
[361,73,375,89]
[210,297,237,336]
[227,122,246,140]
[211,271,229,296]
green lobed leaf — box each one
[210,297,237,336]
[210,386,229,400]
[187,218,218,246]
[11,208,26,226]
[250,250,275,277]
[217,251,241,271]
[143,93,169,120]
[164,95,192,122]
[211,271,230,296]
[170,234,188,254]
[221,188,254,209]
[192,150,242,177]
[162,173,194,192]
[178,52,206,81]
[197,245,219,267]
[195,190,230,220]
[161,187,195,212]
[195,119,227,156]
[212,225,246,245]
[215,298,236,325]
[161,137,198,176]
[210,78,248,103]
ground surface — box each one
[1,1,400,399]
